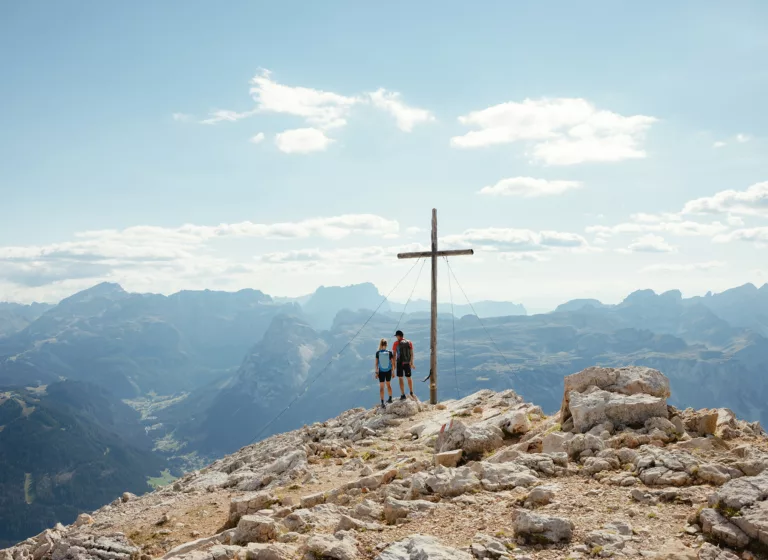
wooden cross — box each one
[397,209,474,404]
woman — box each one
[374,338,394,409]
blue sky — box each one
[1,1,767,310]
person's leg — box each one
[397,363,406,397]
[407,376,414,395]
[379,381,385,402]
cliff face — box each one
[3,366,768,560]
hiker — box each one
[374,338,394,409]
[392,330,416,400]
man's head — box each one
[395,330,404,340]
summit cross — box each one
[397,209,474,404]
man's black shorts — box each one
[397,363,412,378]
[378,370,392,383]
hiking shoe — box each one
[387,396,393,404]
[380,403,386,410]
[400,394,407,401]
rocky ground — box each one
[3,366,768,560]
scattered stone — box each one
[434,449,463,468]
[383,497,437,524]
[513,511,574,544]
[306,533,359,560]
[377,535,473,560]
[525,485,557,508]
[233,515,278,545]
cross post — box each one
[397,209,474,404]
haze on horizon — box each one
[1,1,767,311]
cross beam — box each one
[397,209,474,404]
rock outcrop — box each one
[3,367,767,560]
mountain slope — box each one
[0,380,163,547]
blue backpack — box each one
[377,350,393,372]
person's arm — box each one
[410,342,415,368]
[392,340,399,361]
[374,353,379,377]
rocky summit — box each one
[3,366,768,560]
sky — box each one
[1,1,767,312]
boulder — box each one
[697,543,741,560]
[542,431,573,454]
[525,485,557,508]
[560,366,670,422]
[731,500,768,547]
[245,543,296,560]
[683,409,719,436]
[568,390,668,433]
[513,511,573,544]
[229,492,278,525]
[306,534,359,560]
[471,461,539,492]
[708,472,768,511]
[469,534,508,559]
[233,515,278,545]
[435,420,504,457]
[411,466,482,497]
[383,497,438,524]
[699,508,750,549]
[386,399,421,418]
[376,535,473,560]
[337,514,384,532]
[434,450,463,468]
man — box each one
[392,330,416,400]
[374,338,394,409]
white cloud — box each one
[200,109,258,125]
[498,252,550,262]
[451,97,656,165]
[628,212,682,223]
[640,261,725,273]
[441,227,590,254]
[368,89,435,132]
[172,113,192,122]
[621,234,676,253]
[714,227,768,245]
[406,227,423,234]
[478,177,582,198]
[682,182,768,217]
[587,219,728,239]
[727,214,745,227]
[250,69,360,130]
[736,133,751,143]
[0,215,402,293]
[713,141,727,148]
[274,128,334,154]
[249,132,266,144]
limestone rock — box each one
[229,492,277,525]
[470,534,508,559]
[560,366,670,422]
[233,515,278,545]
[244,542,296,560]
[698,509,750,549]
[525,485,557,508]
[376,535,473,560]
[337,514,384,532]
[435,420,503,457]
[73,514,94,528]
[434,450,463,468]
[411,466,482,497]
[708,472,768,511]
[731,500,768,547]
[472,461,539,492]
[513,511,573,544]
[306,533,359,560]
[650,540,697,559]
[568,390,668,433]
[683,409,719,436]
[383,497,437,524]
[697,543,741,560]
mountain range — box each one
[2,280,768,545]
